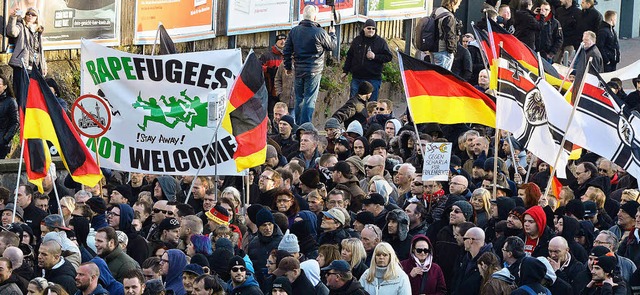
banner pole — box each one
[543,58,592,198]
[396,50,426,158]
[558,43,583,93]
[93,138,103,205]
[524,154,537,183]
[151,22,162,56]
[11,139,26,223]
[49,164,64,225]
[492,130,500,198]
[506,136,520,184]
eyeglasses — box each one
[260,175,273,181]
[375,107,386,111]
[452,209,463,214]
[159,259,169,264]
[463,237,477,241]
[594,240,611,246]
[276,198,292,203]
[231,267,246,272]
[153,208,168,214]
[26,12,37,17]
[365,164,380,169]
[107,211,121,217]
[412,182,423,186]
[598,168,608,173]
[415,248,431,254]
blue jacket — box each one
[118,204,148,265]
[283,19,336,77]
[91,257,124,295]
[91,214,108,231]
[74,284,109,295]
[165,249,188,295]
[227,274,263,295]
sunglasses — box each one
[412,182,423,186]
[153,208,172,215]
[365,164,379,169]
[231,266,246,272]
[26,12,37,17]
[415,248,431,254]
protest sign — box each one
[80,40,245,175]
[422,143,452,181]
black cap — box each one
[358,81,374,95]
[362,193,385,206]
[583,201,597,217]
[354,211,375,225]
[370,139,387,151]
[86,197,107,214]
[328,161,352,177]
[158,217,180,232]
[276,33,287,41]
[229,255,246,269]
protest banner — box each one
[134,0,215,44]
[227,0,292,35]
[422,143,452,181]
[80,40,245,175]
[6,0,120,49]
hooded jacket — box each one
[332,95,368,129]
[247,224,284,284]
[164,249,188,295]
[560,216,588,264]
[383,209,413,260]
[117,204,149,265]
[154,176,183,202]
[343,29,393,80]
[0,273,23,295]
[359,266,412,295]
[511,257,551,295]
[400,235,446,295]
[227,274,263,295]
[522,206,555,258]
[596,20,620,67]
[481,268,516,295]
[91,257,125,295]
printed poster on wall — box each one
[365,0,429,20]
[298,0,358,24]
[80,40,245,175]
[227,0,292,35]
[134,0,215,45]
[6,0,120,49]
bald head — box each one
[81,262,100,277]
[467,227,485,243]
[549,236,569,249]
[449,175,469,195]
[368,155,385,166]
[2,246,23,268]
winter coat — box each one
[521,206,555,258]
[514,9,542,50]
[260,45,284,97]
[283,19,336,77]
[6,15,46,71]
[92,257,125,295]
[274,62,295,109]
[332,95,368,129]
[227,274,264,295]
[481,268,517,295]
[535,13,563,57]
[433,7,458,54]
[247,225,283,284]
[596,21,621,67]
[618,228,640,267]
[339,176,366,213]
[328,278,369,295]
[343,31,393,80]
[0,274,23,295]
[555,253,590,295]
[400,235,447,295]
[560,216,589,264]
[577,6,603,37]
[117,203,148,265]
[510,257,551,295]
[452,243,494,295]
[359,267,411,295]
[164,249,188,295]
[73,284,109,295]
[102,245,140,282]
[451,43,473,82]
[0,91,18,148]
[556,4,582,48]
[43,258,78,294]
[581,281,627,295]
[318,228,351,246]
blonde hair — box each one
[621,189,640,204]
[471,188,491,217]
[586,187,606,209]
[60,197,76,214]
[365,242,402,283]
[341,238,367,270]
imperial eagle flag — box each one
[495,49,569,178]
[398,51,496,127]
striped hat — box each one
[205,205,230,226]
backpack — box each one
[413,9,453,52]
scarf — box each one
[412,253,432,272]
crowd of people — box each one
[0,0,638,295]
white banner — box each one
[422,143,452,181]
[80,40,244,175]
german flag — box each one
[21,68,102,191]
[398,51,496,127]
[550,174,563,200]
[473,21,568,91]
[222,52,268,171]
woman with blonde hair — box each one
[27,277,48,295]
[359,242,411,294]
[341,238,368,279]
[620,189,640,205]
[59,196,76,225]
[470,188,491,228]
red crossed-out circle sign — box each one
[71,94,112,138]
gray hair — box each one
[303,5,318,21]
[597,230,619,251]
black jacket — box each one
[22,202,48,239]
[514,9,543,50]
[283,19,336,77]
[331,95,368,129]
[556,254,590,295]
[0,91,18,147]
[555,4,582,48]
[535,13,563,57]
[343,31,392,80]
[43,259,78,294]
[596,21,621,67]
[328,278,369,295]
[578,6,603,37]
[452,43,473,82]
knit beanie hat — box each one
[358,81,374,95]
[272,276,293,295]
[280,115,295,128]
[620,201,639,218]
[590,246,611,257]
[256,208,275,227]
[205,205,230,226]
[247,204,264,224]
[364,19,376,28]
[508,206,526,223]
[594,253,617,274]
[278,230,300,253]
[325,117,341,130]
[299,169,321,189]
[355,211,375,226]
[453,200,473,221]
[565,199,585,219]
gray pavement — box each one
[617,37,640,89]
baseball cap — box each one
[321,208,346,226]
[362,193,385,206]
[272,257,300,276]
[42,214,71,231]
[328,161,352,177]
[583,201,597,218]
[321,260,350,272]
[158,217,180,232]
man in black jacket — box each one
[323,260,368,295]
[577,0,602,39]
[596,11,621,73]
[38,240,78,294]
[0,75,18,159]
[535,2,563,63]
[554,0,581,63]
[514,0,542,50]
[342,19,392,102]
[332,82,372,129]
[17,184,47,239]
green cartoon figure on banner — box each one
[132,90,207,131]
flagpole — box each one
[543,57,593,198]
[486,17,497,61]
[506,136,521,183]
[49,164,65,224]
[524,154,537,183]
[492,130,500,198]
[470,22,492,78]
[558,43,583,93]
[151,22,162,56]
[92,138,103,207]
[11,140,26,223]
[396,51,427,161]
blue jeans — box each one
[349,78,382,101]
[432,51,454,70]
[294,73,322,125]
